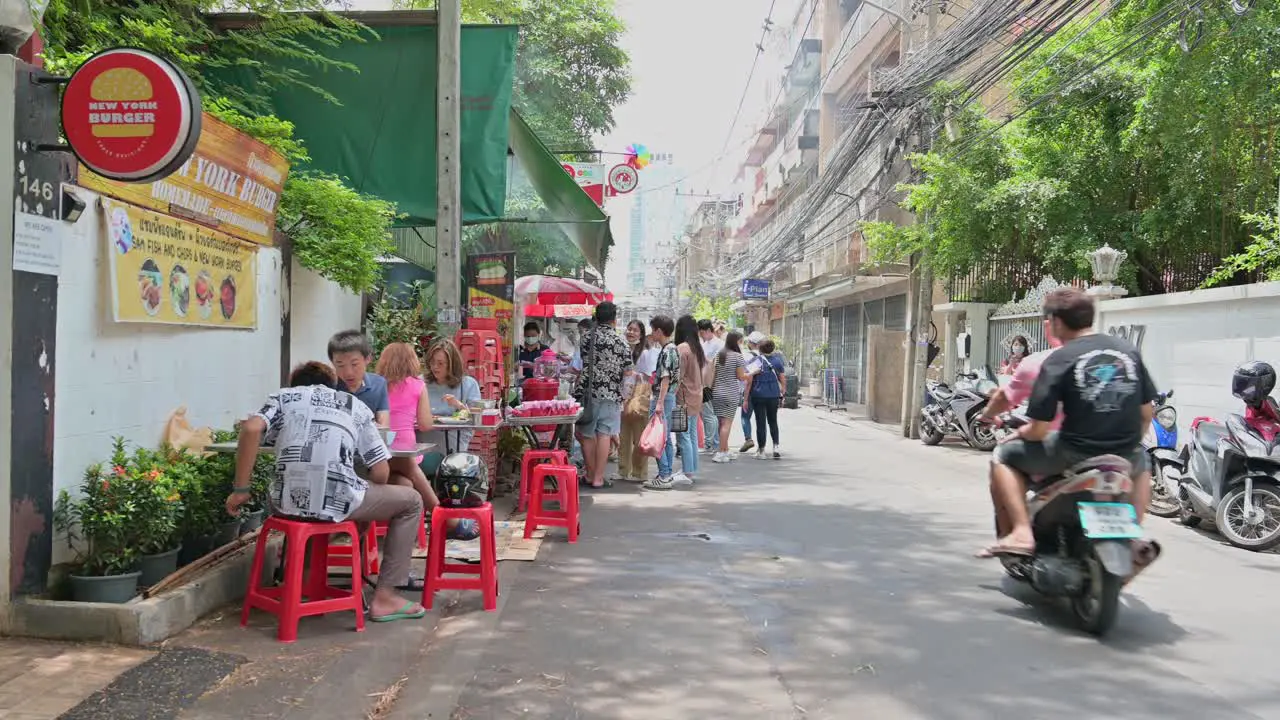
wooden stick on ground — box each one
[145,529,261,598]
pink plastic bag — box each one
[639,414,667,458]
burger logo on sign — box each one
[61,48,202,184]
[607,164,637,194]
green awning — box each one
[220,22,518,225]
[507,110,613,273]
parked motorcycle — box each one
[920,369,999,450]
[1175,361,1280,551]
[1143,390,1181,518]
[994,414,1147,637]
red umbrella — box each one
[515,275,611,306]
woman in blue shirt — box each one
[420,339,483,474]
[741,339,786,460]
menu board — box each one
[103,197,258,329]
[467,252,515,338]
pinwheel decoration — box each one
[624,143,651,170]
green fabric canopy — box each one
[507,111,614,273]
[229,24,518,225]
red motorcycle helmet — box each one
[1231,361,1276,409]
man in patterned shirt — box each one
[576,302,633,489]
[225,362,429,623]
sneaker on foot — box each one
[643,475,674,490]
[671,472,694,487]
[772,445,782,459]
[740,440,755,453]
[712,452,731,464]
[699,446,715,455]
[755,450,767,460]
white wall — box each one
[1096,282,1280,433]
[288,258,364,368]
[54,189,283,515]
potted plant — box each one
[238,456,274,535]
[808,343,829,398]
[173,449,240,566]
[108,440,186,586]
[54,461,143,603]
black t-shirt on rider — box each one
[1026,332,1158,455]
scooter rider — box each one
[983,287,1156,558]
[977,318,1063,544]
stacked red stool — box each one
[242,516,366,643]
[518,449,569,512]
[523,464,580,543]
[422,502,499,611]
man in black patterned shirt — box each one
[576,302,633,488]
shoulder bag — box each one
[574,331,598,427]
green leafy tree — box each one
[450,0,633,148]
[41,0,397,292]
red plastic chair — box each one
[524,464,580,543]
[367,515,428,574]
[422,503,498,611]
[519,449,569,512]
[242,516,366,643]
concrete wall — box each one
[52,189,284,560]
[1095,282,1280,433]
[867,326,905,424]
[288,257,364,367]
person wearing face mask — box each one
[1000,335,1031,376]
[518,321,551,381]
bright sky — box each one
[599,0,777,291]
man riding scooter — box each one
[981,288,1161,577]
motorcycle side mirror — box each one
[1166,389,1174,399]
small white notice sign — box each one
[13,210,64,276]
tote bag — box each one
[639,414,667,457]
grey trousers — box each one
[347,483,423,589]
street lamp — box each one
[1086,243,1128,300]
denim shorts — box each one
[578,401,622,438]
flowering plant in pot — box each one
[171,451,240,566]
[54,459,145,603]
[108,440,186,586]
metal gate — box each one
[987,313,1046,372]
[793,309,822,383]
[828,303,864,404]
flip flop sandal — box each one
[370,601,427,622]
[588,479,615,489]
[983,544,1035,559]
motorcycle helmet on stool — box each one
[1231,361,1276,409]
[434,453,490,507]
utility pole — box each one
[435,0,463,335]
[902,0,938,438]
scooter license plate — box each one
[1077,502,1143,539]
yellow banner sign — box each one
[78,112,290,246]
[104,198,258,329]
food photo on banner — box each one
[102,198,257,329]
[467,252,515,337]
[76,112,290,246]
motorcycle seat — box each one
[1193,422,1229,455]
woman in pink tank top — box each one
[375,343,434,500]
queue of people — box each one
[562,304,788,491]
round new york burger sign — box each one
[61,48,202,183]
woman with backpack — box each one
[742,338,785,459]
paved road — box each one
[391,408,1280,720]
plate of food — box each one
[219,276,237,320]
[170,264,191,317]
[434,409,474,425]
[194,270,214,320]
[474,258,508,286]
[138,259,163,316]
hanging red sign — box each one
[607,163,638,195]
[60,48,202,184]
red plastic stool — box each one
[524,464,580,543]
[242,516,366,643]
[367,514,428,573]
[324,522,380,575]
[519,449,569,512]
[422,503,498,612]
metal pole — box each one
[435,0,463,335]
